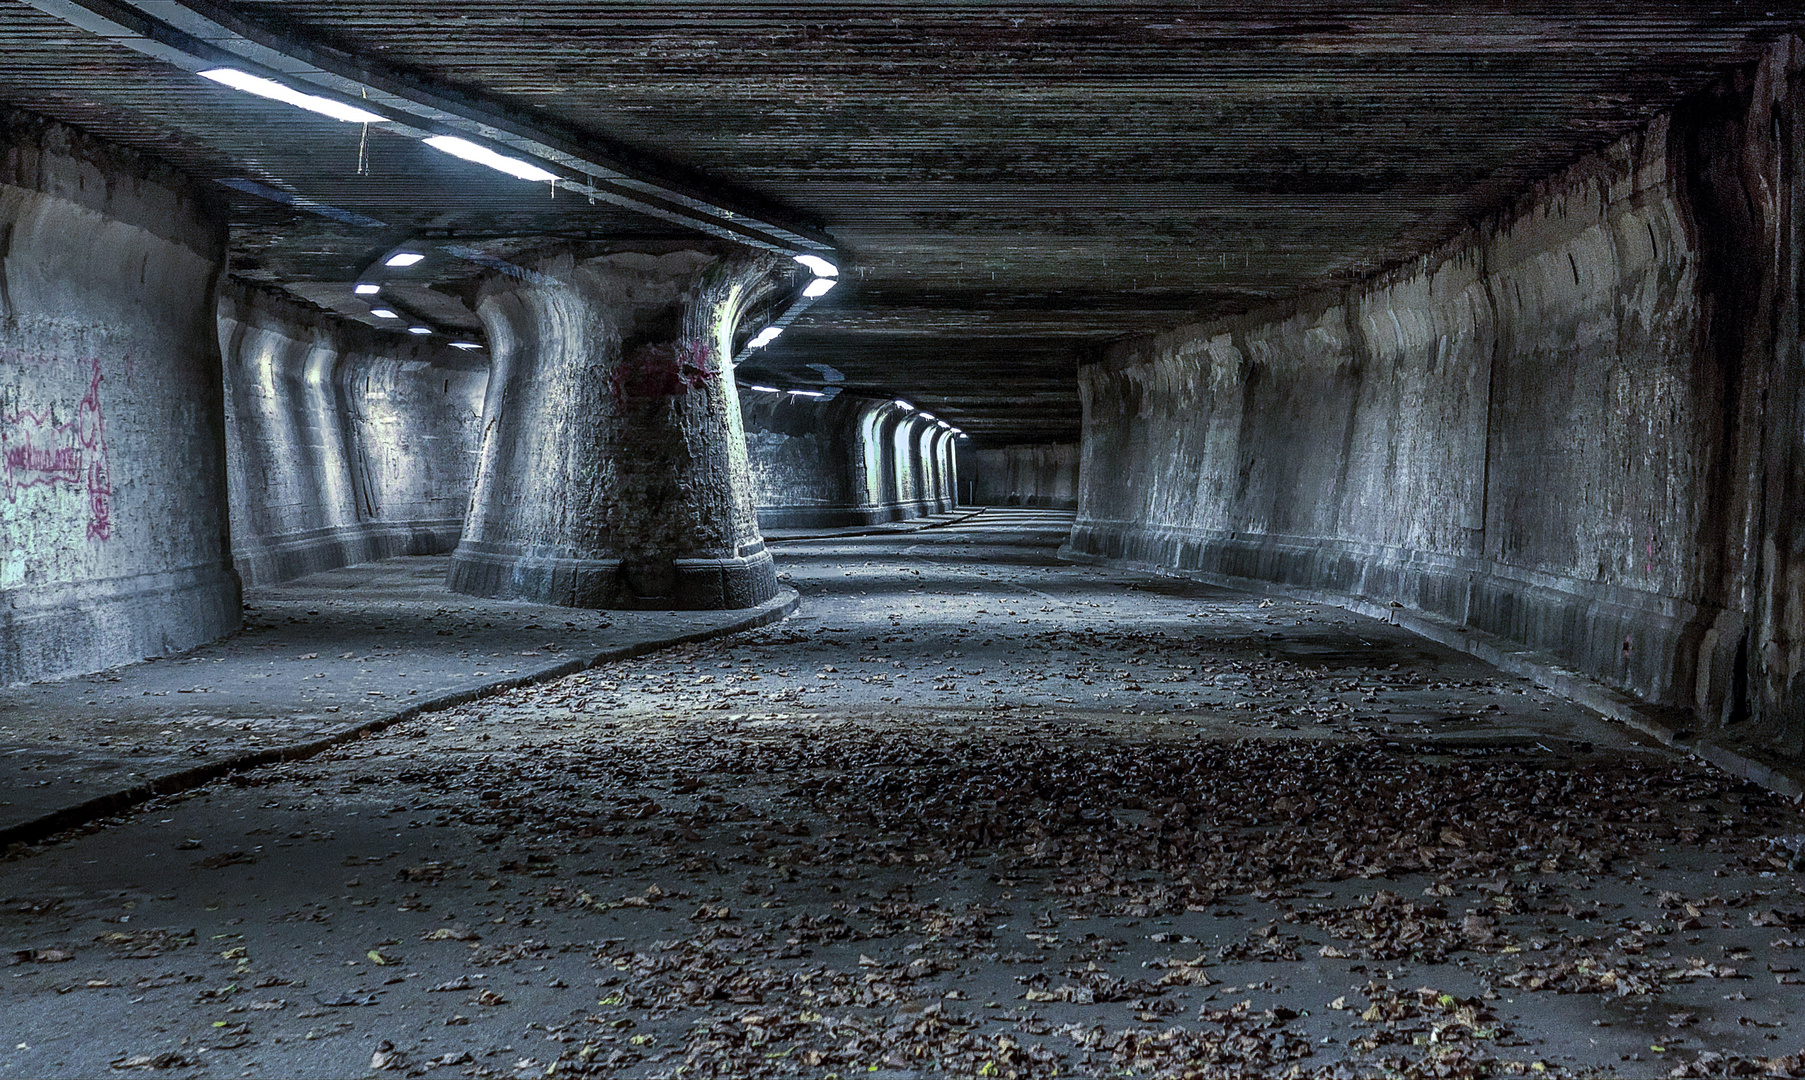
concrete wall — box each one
[0,108,240,685]
[742,394,957,527]
[220,287,485,586]
[1069,39,1805,757]
[963,442,1079,508]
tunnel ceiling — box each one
[0,2,1794,443]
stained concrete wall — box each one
[742,394,957,527]
[0,108,239,685]
[220,287,485,586]
[963,442,1079,508]
[1069,39,1805,757]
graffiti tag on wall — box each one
[1,353,113,541]
[610,340,718,404]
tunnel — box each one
[3,5,1805,1077]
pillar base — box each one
[447,539,777,610]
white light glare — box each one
[792,254,838,277]
[919,411,936,420]
[892,399,914,411]
[423,136,559,183]
[747,385,780,393]
[788,389,826,398]
[199,69,387,124]
[802,278,836,299]
[450,342,484,351]
[385,252,426,267]
[369,309,400,319]
[938,420,953,429]
[408,326,433,336]
[748,326,783,348]
[354,283,381,295]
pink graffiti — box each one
[609,339,718,404]
[2,355,112,541]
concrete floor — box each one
[0,560,796,843]
[2,510,1803,1078]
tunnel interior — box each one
[5,5,1805,1078]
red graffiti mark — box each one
[1,355,113,541]
[609,340,718,404]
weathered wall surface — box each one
[742,394,957,527]
[1070,40,1805,757]
[965,442,1078,508]
[0,108,240,685]
[220,287,484,586]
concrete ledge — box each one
[234,519,463,586]
[0,582,798,848]
[1061,544,1805,798]
[0,562,241,688]
[757,504,923,529]
[1066,522,1728,717]
[766,506,988,543]
[447,541,779,610]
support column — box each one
[448,250,779,610]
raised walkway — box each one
[0,557,796,846]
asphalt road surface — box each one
[4,510,1804,1078]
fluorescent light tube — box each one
[423,136,558,182]
[199,68,387,124]
[369,309,399,319]
[450,342,483,351]
[385,252,425,267]
[792,254,838,278]
[893,400,914,411]
[802,278,836,299]
[408,326,432,335]
[788,389,826,398]
[919,412,936,420]
[747,385,779,393]
[354,283,381,295]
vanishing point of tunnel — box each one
[4,5,1805,1078]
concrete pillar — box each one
[0,107,239,684]
[448,250,779,610]
[889,411,926,515]
[932,428,960,511]
[913,421,942,512]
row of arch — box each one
[739,392,959,530]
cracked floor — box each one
[3,510,1804,1078]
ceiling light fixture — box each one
[369,308,400,319]
[893,400,914,411]
[198,68,387,124]
[919,411,936,420]
[802,278,836,299]
[354,283,381,295]
[408,326,433,335]
[748,326,783,348]
[423,136,559,182]
[788,389,826,398]
[792,254,838,278]
[450,342,484,351]
[747,384,780,393]
[385,252,425,267]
